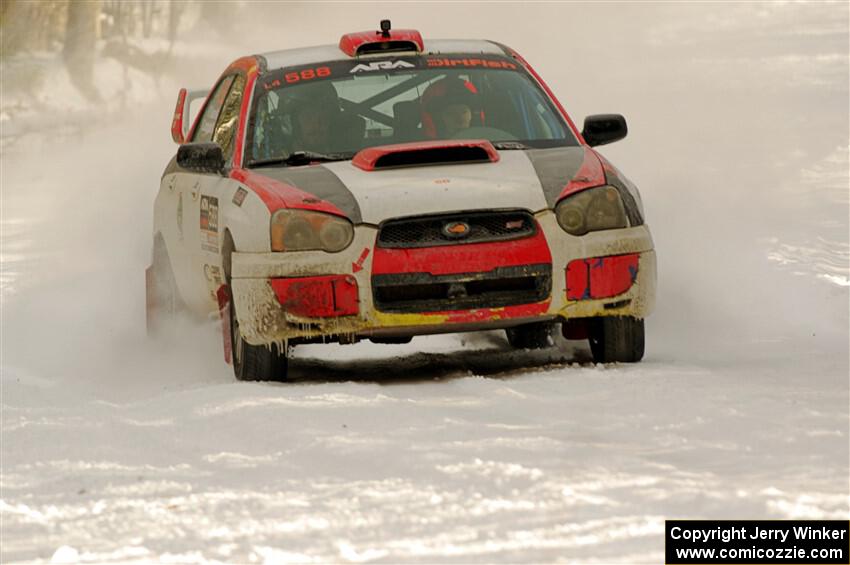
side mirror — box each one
[177,142,225,173]
[171,88,188,144]
[582,114,627,147]
[171,87,212,144]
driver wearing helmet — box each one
[421,77,479,139]
[295,104,334,151]
[285,81,342,153]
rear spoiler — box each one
[171,88,210,144]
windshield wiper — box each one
[492,141,531,150]
[249,151,354,168]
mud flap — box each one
[562,319,588,340]
[145,265,156,335]
[216,284,233,365]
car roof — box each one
[257,39,507,72]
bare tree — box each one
[199,0,234,35]
[1,0,68,56]
[167,0,183,53]
[63,0,101,101]
[141,0,152,38]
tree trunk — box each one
[167,0,182,52]
[142,0,152,38]
[1,0,69,55]
[199,1,233,35]
[63,0,101,101]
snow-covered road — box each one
[2,3,848,563]
[2,333,848,563]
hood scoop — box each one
[352,140,500,171]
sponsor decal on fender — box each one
[200,195,219,253]
[232,187,248,207]
[203,263,223,302]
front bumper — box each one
[230,211,656,346]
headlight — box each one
[270,209,354,252]
[555,186,628,236]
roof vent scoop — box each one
[352,140,500,171]
[339,21,424,57]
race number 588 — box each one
[285,66,331,83]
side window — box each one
[191,75,235,143]
[212,74,246,161]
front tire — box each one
[505,322,555,349]
[229,290,289,382]
[588,316,645,363]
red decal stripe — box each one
[352,248,370,273]
[227,56,261,74]
[372,229,552,277]
[229,169,344,216]
[231,64,257,169]
[171,88,187,144]
[270,275,359,317]
[339,29,424,56]
[442,301,550,323]
[565,258,589,300]
[566,254,639,300]
[559,148,607,200]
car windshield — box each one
[247,55,578,166]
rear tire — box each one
[588,316,645,363]
[505,322,555,349]
[229,288,290,382]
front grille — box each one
[372,264,551,313]
[377,210,536,249]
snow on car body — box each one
[147,23,656,380]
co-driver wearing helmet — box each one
[421,77,479,139]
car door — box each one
[171,74,235,314]
[185,73,247,314]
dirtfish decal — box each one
[350,60,415,73]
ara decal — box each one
[350,60,415,73]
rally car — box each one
[147,21,656,381]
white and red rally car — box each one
[147,21,656,381]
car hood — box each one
[256,146,594,225]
